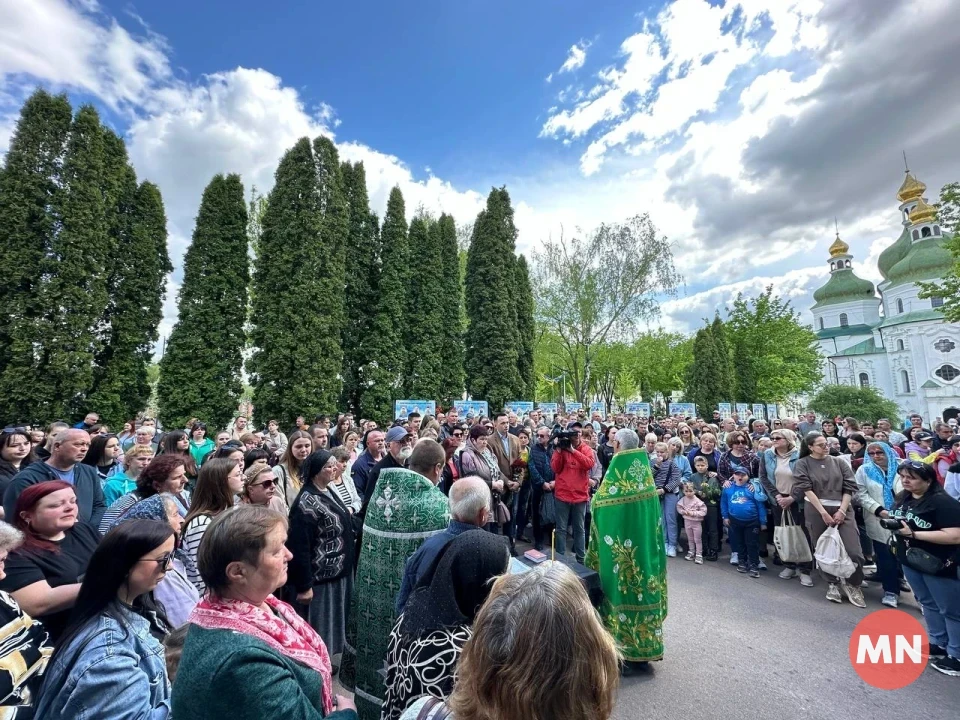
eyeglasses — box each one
[250,479,276,489]
[866,450,886,456]
[731,438,747,444]
[770,436,784,441]
[452,432,463,438]
[140,553,173,572]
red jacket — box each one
[550,442,595,504]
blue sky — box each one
[2,0,958,339]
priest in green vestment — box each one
[339,443,450,720]
[585,428,667,668]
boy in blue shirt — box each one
[721,464,767,578]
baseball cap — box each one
[730,464,749,476]
[385,427,411,443]
[915,431,934,441]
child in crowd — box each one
[677,482,707,564]
[720,464,767,578]
[690,455,721,561]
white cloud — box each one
[560,41,589,73]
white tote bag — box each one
[814,526,857,579]
[774,509,812,564]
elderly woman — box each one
[0,482,99,641]
[400,562,619,720]
[758,429,812,585]
[327,447,362,515]
[793,433,865,608]
[890,462,960,675]
[0,521,53,715]
[458,425,505,533]
[172,506,357,719]
[382,530,509,720]
[652,441,682,558]
[855,442,904,608]
[242,463,288,515]
[286,450,356,660]
[118,493,201,628]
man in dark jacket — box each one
[351,429,385,499]
[4,429,107,530]
[360,426,412,510]
[528,427,556,551]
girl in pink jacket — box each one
[677,483,708,564]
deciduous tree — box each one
[918,181,960,322]
[809,385,900,426]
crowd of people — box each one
[0,403,957,719]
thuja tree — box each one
[403,213,445,398]
[436,213,464,405]
[514,254,536,399]
[158,174,249,430]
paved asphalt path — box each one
[611,552,957,720]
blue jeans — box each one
[728,518,761,570]
[555,500,587,563]
[872,540,903,596]
[661,492,679,549]
[902,566,960,659]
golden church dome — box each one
[897,172,926,203]
[909,197,937,225]
[828,234,849,257]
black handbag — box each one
[903,545,948,575]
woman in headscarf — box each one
[855,442,904,608]
[118,493,201,628]
[381,530,509,720]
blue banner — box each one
[537,402,558,414]
[669,402,697,418]
[590,402,606,415]
[454,400,489,418]
[565,402,584,412]
[752,403,766,420]
[735,403,750,418]
[506,401,534,414]
[718,402,732,419]
[394,400,436,420]
[766,403,779,420]
[627,402,652,417]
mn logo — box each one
[848,609,928,689]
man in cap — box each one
[360,426,413,510]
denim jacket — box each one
[34,606,170,720]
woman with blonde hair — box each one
[401,562,620,720]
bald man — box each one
[4,428,107,528]
[395,476,494,613]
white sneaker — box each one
[826,583,842,603]
[758,560,767,571]
[666,545,677,558]
[881,592,898,608]
[779,568,797,580]
[730,552,739,565]
[799,573,814,587]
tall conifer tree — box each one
[249,137,348,424]
[514,254,536,399]
[363,187,408,422]
[0,90,72,421]
[465,187,522,411]
[88,133,171,426]
[158,174,248,430]
[436,213,464,405]
[340,161,380,415]
[403,214,445,399]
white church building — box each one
[810,168,960,423]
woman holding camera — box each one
[890,461,960,676]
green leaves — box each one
[436,214,465,406]
[158,173,248,431]
[809,385,900,426]
[918,181,960,322]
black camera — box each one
[879,517,904,531]
[552,427,578,450]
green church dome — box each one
[877,226,912,281]
[885,234,952,287]
[812,268,876,308]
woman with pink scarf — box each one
[171,505,356,720]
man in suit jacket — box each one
[489,412,522,552]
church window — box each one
[830,261,835,271]
[934,226,941,236]
[931,297,944,309]
[845,260,851,268]
[935,365,960,382]
[818,317,824,330]
[934,338,955,353]
[921,227,932,238]
[858,373,869,388]
[896,339,904,351]
[839,313,848,327]
[897,298,904,314]
[901,370,911,393]
[912,230,919,240]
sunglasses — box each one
[140,552,173,572]
[452,432,463,437]
[770,436,784,441]
[901,460,926,470]
[731,438,747,444]
[866,450,885,456]
[250,479,276,489]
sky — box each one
[1,0,959,342]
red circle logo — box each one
[848,609,928,689]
